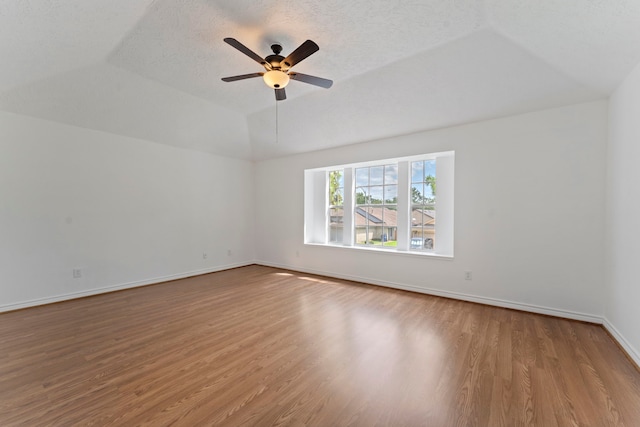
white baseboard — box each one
[0,261,253,313]
[256,260,603,324]
[602,317,640,368]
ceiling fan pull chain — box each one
[276,99,279,144]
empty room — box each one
[2,1,640,425]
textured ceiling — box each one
[1,0,640,160]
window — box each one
[354,165,397,247]
[410,160,436,252]
[304,151,454,257]
[328,170,344,244]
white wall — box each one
[0,111,255,311]
[255,101,608,321]
[605,61,640,365]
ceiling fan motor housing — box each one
[265,54,285,69]
[266,44,285,69]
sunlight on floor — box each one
[296,289,446,412]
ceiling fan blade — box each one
[281,40,319,69]
[221,73,264,82]
[275,88,286,101]
[289,72,333,89]
[223,38,269,68]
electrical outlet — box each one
[464,271,472,281]
[227,249,232,256]
[203,253,207,260]
[73,268,82,279]
[296,250,300,258]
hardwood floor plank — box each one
[1,265,640,426]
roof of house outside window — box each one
[330,207,435,227]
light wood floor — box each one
[1,265,639,426]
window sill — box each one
[304,242,454,260]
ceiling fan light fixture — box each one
[263,70,290,89]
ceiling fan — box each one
[221,38,333,101]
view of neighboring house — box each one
[411,208,435,248]
[355,206,398,245]
[329,207,435,249]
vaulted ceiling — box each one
[2,1,640,160]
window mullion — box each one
[397,161,410,251]
[343,168,354,246]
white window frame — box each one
[304,151,454,258]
